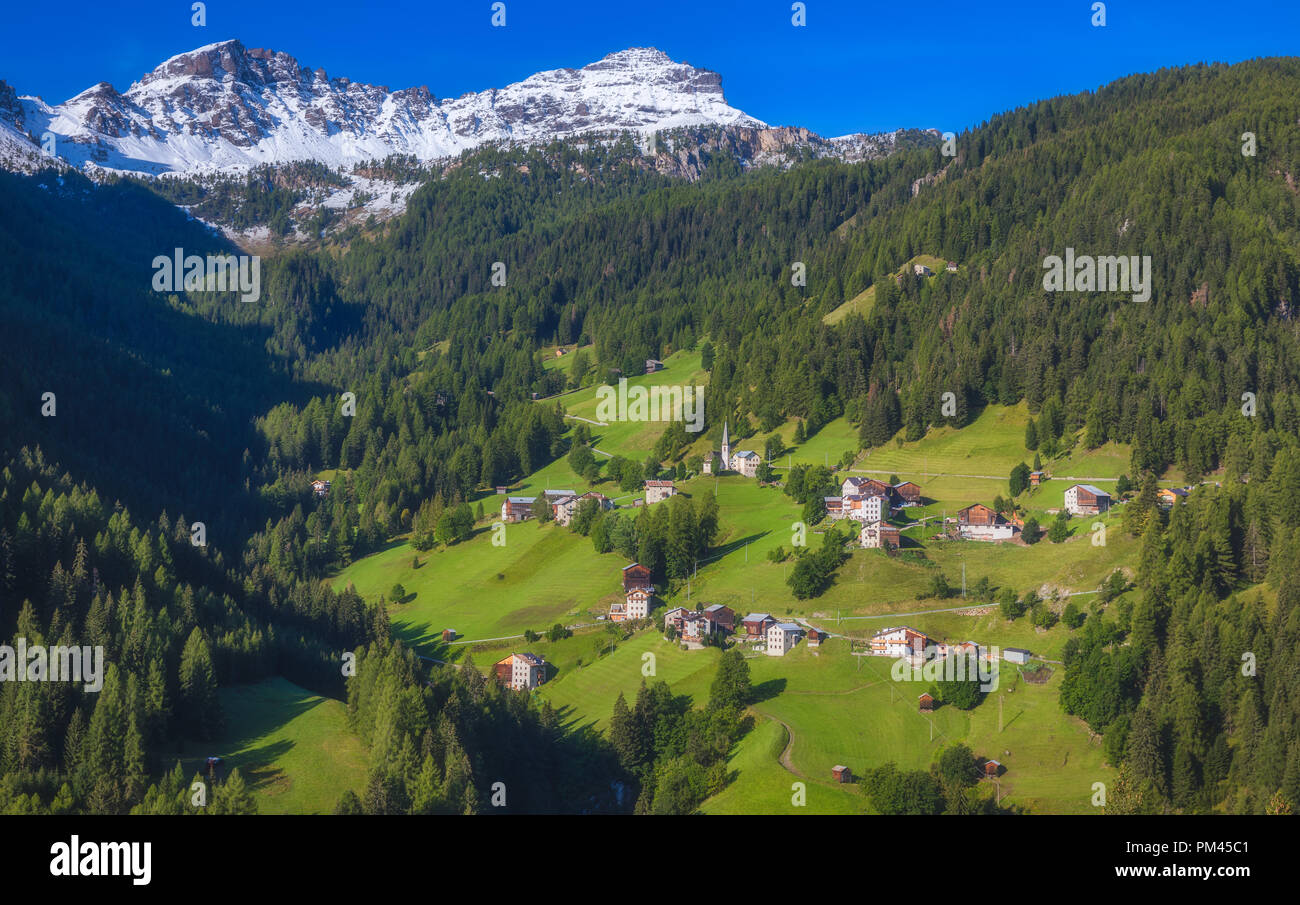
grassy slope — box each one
[178,677,367,815]
[822,254,949,325]
[334,520,625,650]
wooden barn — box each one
[918,692,935,712]
[832,765,852,783]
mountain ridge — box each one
[6,41,795,175]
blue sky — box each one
[8,0,1298,135]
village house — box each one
[742,613,776,639]
[1064,484,1111,516]
[645,479,676,504]
[554,347,568,358]
[702,603,735,635]
[663,606,689,634]
[501,496,534,522]
[826,492,889,523]
[645,358,665,374]
[849,493,890,524]
[311,479,330,497]
[623,584,653,621]
[869,625,931,660]
[914,263,934,276]
[552,490,613,527]
[1004,648,1032,665]
[731,449,761,478]
[551,494,579,526]
[766,622,804,656]
[1029,470,1046,488]
[495,653,547,691]
[615,563,656,622]
[956,503,1016,541]
[1157,487,1190,509]
[841,476,891,498]
[860,520,901,550]
[945,261,958,273]
[892,481,922,506]
[664,606,717,642]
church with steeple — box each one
[703,419,730,475]
[700,419,759,477]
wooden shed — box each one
[984,759,1003,777]
[831,765,852,783]
[442,629,456,643]
[918,692,935,712]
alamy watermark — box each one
[152,248,261,303]
[0,639,104,692]
[595,378,705,432]
[1042,247,1151,303]
[890,643,1000,692]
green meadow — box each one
[701,717,864,815]
[333,518,626,651]
[537,631,722,730]
[178,677,367,815]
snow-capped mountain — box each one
[13,41,768,175]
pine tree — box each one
[179,628,222,740]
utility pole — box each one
[962,560,966,598]
[999,694,1004,733]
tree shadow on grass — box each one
[550,703,600,735]
[708,531,771,559]
[751,677,787,704]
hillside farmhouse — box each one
[495,653,547,691]
[956,503,1016,541]
[766,622,804,656]
[552,490,612,527]
[869,625,930,661]
[1064,484,1111,516]
[645,479,676,504]
[860,520,901,550]
[742,613,776,638]
[501,496,534,522]
[665,603,735,642]
[613,562,656,622]
[1157,487,1190,509]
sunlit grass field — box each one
[177,677,367,815]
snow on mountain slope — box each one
[15,41,765,175]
